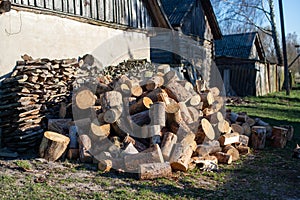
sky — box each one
[274,0,300,41]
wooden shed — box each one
[0,0,171,74]
[215,32,283,96]
[150,0,222,71]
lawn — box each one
[0,87,299,200]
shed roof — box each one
[160,0,222,39]
[215,32,265,60]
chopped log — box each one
[195,140,222,156]
[195,80,207,94]
[78,134,93,163]
[178,102,193,124]
[103,106,122,124]
[279,125,294,141]
[68,125,78,149]
[187,94,202,107]
[163,70,179,85]
[121,142,139,157]
[180,132,197,151]
[270,126,288,148]
[209,87,220,97]
[161,132,177,161]
[218,120,231,134]
[201,118,215,140]
[251,126,266,149]
[213,152,232,164]
[200,91,214,108]
[222,145,239,161]
[246,118,256,126]
[242,123,251,137]
[130,110,150,126]
[169,143,194,172]
[101,91,123,111]
[146,76,164,91]
[75,89,96,109]
[149,102,166,127]
[238,135,249,146]
[129,97,153,115]
[142,88,163,103]
[236,146,250,155]
[67,149,79,160]
[157,64,170,74]
[190,155,218,171]
[139,162,172,180]
[124,144,164,172]
[39,131,70,161]
[187,106,199,122]
[218,132,240,146]
[48,119,72,135]
[90,119,110,137]
[98,158,125,172]
[231,124,244,135]
[165,80,192,102]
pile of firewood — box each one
[0,56,79,152]
[47,57,293,180]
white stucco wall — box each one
[0,9,150,75]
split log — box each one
[218,120,231,134]
[270,126,288,148]
[178,102,193,124]
[222,145,239,161]
[120,142,139,157]
[78,134,93,163]
[98,158,125,172]
[139,162,172,180]
[165,80,192,102]
[129,97,153,115]
[195,140,222,156]
[236,146,250,155]
[251,126,266,149]
[190,155,218,171]
[187,106,200,122]
[124,144,164,172]
[231,124,244,135]
[161,132,177,161]
[163,70,179,85]
[75,89,96,109]
[195,80,207,93]
[187,94,202,107]
[146,76,164,91]
[238,135,249,146]
[101,91,123,111]
[68,125,78,149]
[90,119,110,137]
[200,91,214,108]
[279,125,294,141]
[142,88,164,103]
[213,152,232,164]
[169,143,194,172]
[39,131,70,161]
[218,132,240,146]
[149,102,166,127]
[130,110,151,126]
[200,118,215,140]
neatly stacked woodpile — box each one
[0,56,79,152]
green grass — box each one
[0,87,299,199]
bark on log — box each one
[124,144,164,172]
[218,132,240,146]
[279,125,294,141]
[90,119,110,137]
[236,145,250,155]
[195,140,222,156]
[200,91,214,108]
[238,135,249,146]
[251,126,267,149]
[139,162,172,180]
[39,131,70,161]
[129,97,153,115]
[169,143,194,172]
[103,106,122,124]
[161,132,177,161]
[157,64,170,74]
[98,158,125,172]
[271,126,288,148]
[146,76,164,91]
[78,134,93,163]
[149,102,166,127]
[222,145,240,161]
[231,124,244,135]
[213,152,232,164]
[165,80,192,102]
[101,91,123,111]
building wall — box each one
[0,9,150,75]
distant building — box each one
[215,32,283,96]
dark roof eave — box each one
[145,0,173,29]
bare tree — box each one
[211,0,283,64]
[286,32,300,72]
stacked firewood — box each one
[0,56,79,152]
